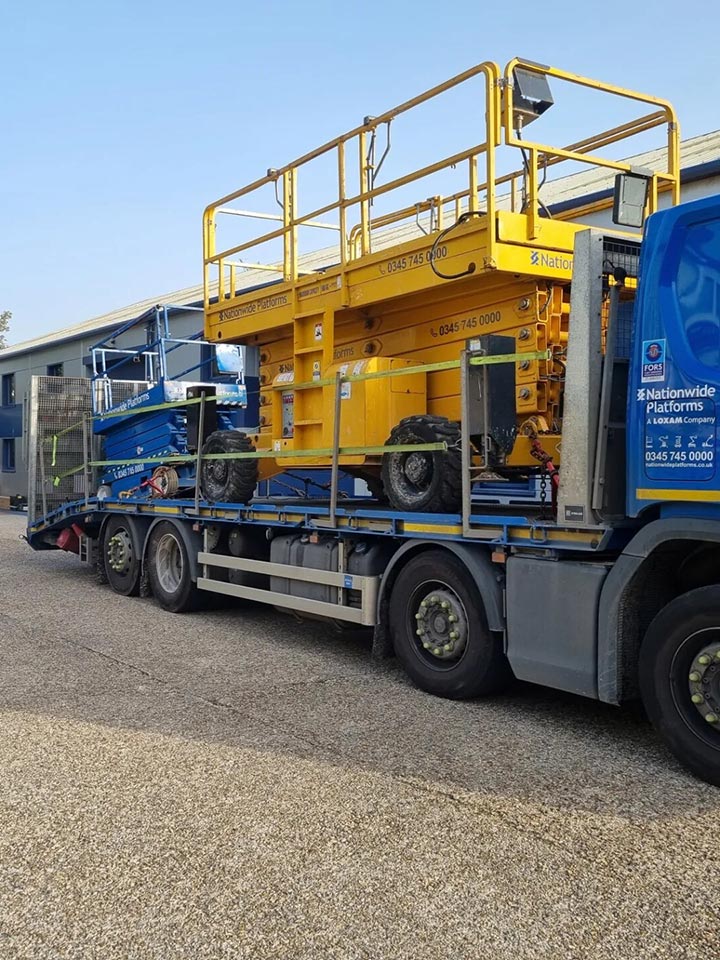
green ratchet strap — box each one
[47,349,550,478]
[53,464,85,487]
[89,442,447,469]
[283,349,551,391]
[93,392,221,421]
[42,393,224,449]
[469,349,550,366]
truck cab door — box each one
[628,195,720,516]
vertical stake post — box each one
[329,372,343,528]
[194,392,206,514]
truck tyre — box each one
[102,516,142,597]
[200,430,258,504]
[389,549,510,698]
[640,585,720,786]
[382,415,462,513]
[147,521,199,613]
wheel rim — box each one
[155,533,183,594]
[670,627,720,749]
[409,579,469,669]
[107,528,133,575]
[387,450,436,505]
[208,460,228,484]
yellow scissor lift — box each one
[201,58,679,515]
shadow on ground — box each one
[1,513,717,822]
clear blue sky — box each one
[0,0,716,343]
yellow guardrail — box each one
[203,58,680,309]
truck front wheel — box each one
[640,585,720,786]
[389,549,510,699]
[147,521,199,613]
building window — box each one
[1,373,15,407]
[2,439,15,472]
[47,362,64,377]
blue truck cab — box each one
[628,194,720,517]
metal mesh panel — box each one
[614,297,636,360]
[603,238,641,280]
[28,377,94,523]
[604,237,641,362]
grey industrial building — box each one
[1,130,718,501]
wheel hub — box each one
[414,588,468,661]
[209,461,228,483]
[687,641,720,726]
[156,534,183,594]
[404,453,430,486]
[107,530,132,574]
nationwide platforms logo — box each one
[529,249,572,270]
[641,338,666,383]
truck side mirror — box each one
[612,172,651,228]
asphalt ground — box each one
[0,510,718,959]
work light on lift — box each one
[512,65,554,129]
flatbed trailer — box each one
[25,58,720,786]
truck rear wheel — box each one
[382,415,462,513]
[389,549,510,699]
[200,430,258,504]
[147,521,199,613]
[102,516,142,597]
[640,586,720,786]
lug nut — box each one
[432,648,442,656]
[448,614,458,623]
[699,655,712,666]
[691,694,705,704]
[415,612,423,620]
[422,642,432,650]
[689,672,702,683]
[449,630,459,640]
[429,595,439,604]
[416,627,425,636]
[443,643,454,653]
[705,713,719,724]
[715,651,720,661]
[441,600,450,610]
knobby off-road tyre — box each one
[381,415,462,513]
[199,430,258,504]
[640,585,720,786]
[389,549,511,699]
[102,516,142,597]
[146,521,199,613]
